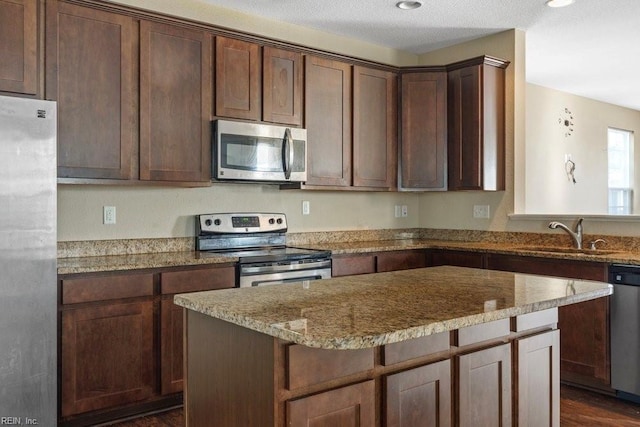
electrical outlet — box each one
[302,200,310,215]
[394,205,402,218]
[103,206,116,225]
[473,205,490,219]
[401,205,408,217]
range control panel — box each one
[198,213,287,234]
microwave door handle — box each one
[282,127,292,180]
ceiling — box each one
[200,0,640,111]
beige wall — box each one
[524,83,640,215]
[58,185,420,240]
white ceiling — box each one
[200,0,640,111]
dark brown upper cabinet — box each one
[304,55,352,187]
[353,66,398,189]
[139,21,212,182]
[263,46,302,126]
[215,36,261,121]
[447,56,509,191]
[0,0,38,96]
[400,71,447,190]
[46,0,137,179]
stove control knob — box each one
[276,218,283,224]
[214,219,221,226]
[268,218,275,225]
[204,219,212,226]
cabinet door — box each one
[0,0,37,95]
[304,55,352,186]
[287,380,375,427]
[448,61,506,191]
[515,330,560,427]
[400,72,447,189]
[159,266,234,395]
[61,300,154,417]
[486,254,610,388]
[353,66,397,189]
[139,21,212,182]
[458,343,511,427]
[46,1,136,179]
[447,65,480,190]
[160,298,183,395]
[377,250,427,273]
[263,46,302,126]
[386,360,452,427]
[215,36,260,121]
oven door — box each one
[239,263,331,288]
[214,120,307,182]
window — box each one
[608,128,634,214]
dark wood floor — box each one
[108,385,640,426]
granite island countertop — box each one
[173,265,612,350]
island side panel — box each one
[184,310,277,427]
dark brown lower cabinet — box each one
[457,343,512,427]
[287,380,375,427]
[385,360,452,427]
[160,298,184,395]
[486,253,610,389]
[377,250,427,272]
[61,300,155,417]
[515,330,560,427]
[332,253,376,277]
[59,264,236,425]
[332,250,427,277]
[430,249,485,268]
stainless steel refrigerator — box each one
[0,95,57,424]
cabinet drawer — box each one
[513,308,558,332]
[160,266,235,294]
[456,318,510,347]
[332,254,376,277]
[62,273,154,304]
[383,331,450,365]
[286,344,374,390]
[377,250,427,273]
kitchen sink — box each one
[512,246,621,256]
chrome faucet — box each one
[548,218,584,249]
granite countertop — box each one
[174,265,612,350]
[297,239,640,264]
[57,238,640,275]
[56,251,237,275]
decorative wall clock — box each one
[559,107,574,137]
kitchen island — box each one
[174,266,612,426]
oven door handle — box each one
[251,275,324,287]
[241,259,331,275]
[239,267,331,288]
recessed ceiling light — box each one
[396,1,423,10]
[545,0,575,7]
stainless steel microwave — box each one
[213,120,307,183]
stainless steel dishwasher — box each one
[609,264,640,402]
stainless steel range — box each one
[196,213,331,287]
